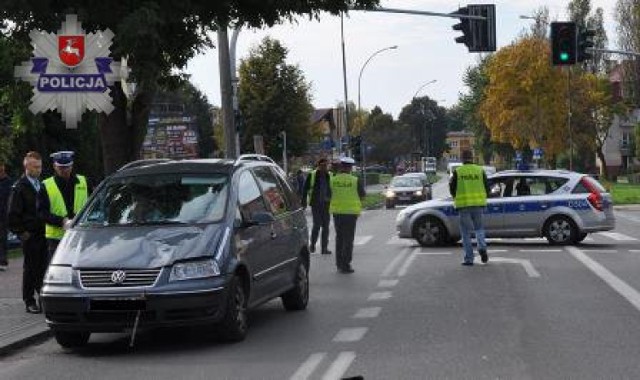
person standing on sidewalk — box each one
[329,157,365,273]
[39,151,89,260]
[449,150,490,266]
[7,151,47,313]
[0,162,12,271]
[302,158,332,255]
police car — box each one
[396,170,615,246]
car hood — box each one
[51,224,224,269]
[404,197,453,212]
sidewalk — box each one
[0,255,51,356]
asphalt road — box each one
[4,183,640,379]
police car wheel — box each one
[414,216,447,246]
[544,215,578,245]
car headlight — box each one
[385,190,395,198]
[415,190,423,196]
[44,266,73,285]
[169,259,220,282]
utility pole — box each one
[340,12,349,156]
[217,26,237,159]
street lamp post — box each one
[357,45,397,187]
[412,80,437,161]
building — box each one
[444,130,475,163]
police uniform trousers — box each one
[333,214,358,270]
[22,234,48,306]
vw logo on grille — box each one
[110,270,127,284]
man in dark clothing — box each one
[0,162,12,270]
[302,158,332,254]
[7,151,48,313]
[39,151,90,259]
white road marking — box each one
[629,250,640,253]
[567,246,640,313]
[368,291,393,301]
[381,249,408,277]
[378,279,399,288]
[415,251,451,255]
[489,257,541,278]
[519,249,563,253]
[597,232,638,241]
[354,235,373,246]
[386,236,403,245]
[488,249,508,253]
[333,327,368,342]
[322,352,357,380]
[353,307,382,319]
[397,249,419,277]
[523,237,547,241]
[290,352,326,380]
[580,250,619,253]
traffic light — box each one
[550,22,577,65]
[452,7,471,48]
[451,4,496,52]
[577,29,596,62]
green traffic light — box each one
[560,52,569,61]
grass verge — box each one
[362,193,385,209]
[609,183,640,205]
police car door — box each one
[484,176,510,235]
[503,175,542,235]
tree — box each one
[238,37,313,159]
[361,106,409,164]
[398,96,447,159]
[480,36,568,164]
[615,0,640,105]
[1,0,380,175]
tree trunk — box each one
[596,148,608,180]
[98,84,154,175]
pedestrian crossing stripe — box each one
[386,232,633,244]
[597,232,638,241]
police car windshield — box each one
[78,173,229,226]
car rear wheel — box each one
[544,215,578,245]
[576,232,588,243]
[218,276,248,342]
[281,260,309,311]
[54,331,90,348]
[414,216,447,246]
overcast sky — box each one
[185,0,618,118]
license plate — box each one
[399,196,410,201]
[90,298,146,311]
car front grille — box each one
[80,269,161,288]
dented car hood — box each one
[50,224,224,269]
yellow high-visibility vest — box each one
[453,164,487,209]
[329,174,361,215]
[43,175,88,239]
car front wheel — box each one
[544,215,578,245]
[281,260,309,311]
[218,276,248,342]
[414,216,447,246]
[54,331,90,348]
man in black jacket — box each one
[7,151,48,313]
[0,162,12,270]
[302,158,332,254]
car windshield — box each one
[391,177,422,187]
[78,173,229,226]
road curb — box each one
[0,321,52,357]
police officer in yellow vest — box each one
[330,157,365,274]
[449,150,490,266]
[39,151,89,259]
[302,158,332,255]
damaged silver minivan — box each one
[41,157,310,348]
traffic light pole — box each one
[357,7,486,20]
[567,66,573,171]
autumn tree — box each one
[480,36,568,164]
[238,37,313,159]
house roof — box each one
[310,108,334,124]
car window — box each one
[488,177,514,198]
[391,177,422,187]
[545,176,570,194]
[252,166,289,216]
[79,173,229,225]
[237,170,269,220]
[270,167,300,210]
[572,176,606,194]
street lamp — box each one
[357,45,398,115]
[412,80,438,161]
[356,45,397,187]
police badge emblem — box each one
[14,15,128,129]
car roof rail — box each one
[234,154,277,166]
[117,158,173,171]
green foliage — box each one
[238,37,313,159]
[398,97,447,159]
